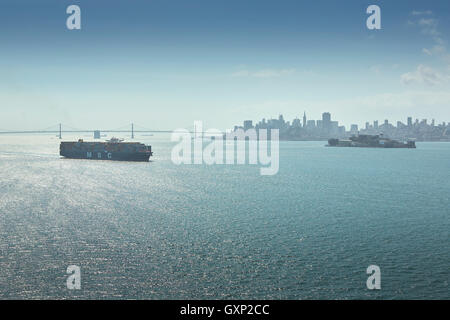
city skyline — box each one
[0,111,448,134]
[1,1,450,130]
[233,111,450,141]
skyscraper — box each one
[407,117,412,127]
[303,111,307,128]
[243,120,253,131]
[322,112,331,131]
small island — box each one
[327,134,416,148]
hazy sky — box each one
[1,0,450,131]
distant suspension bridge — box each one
[0,123,203,139]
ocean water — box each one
[0,134,448,299]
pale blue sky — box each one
[1,0,450,130]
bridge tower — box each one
[59,123,62,139]
[131,123,134,139]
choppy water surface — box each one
[0,134,448,299]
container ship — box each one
[327,134,416,148]
[60,137,153,161]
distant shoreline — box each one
[1,132,450,142]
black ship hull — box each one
[60,150,151,162]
